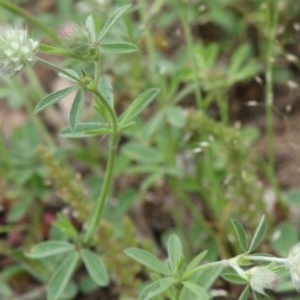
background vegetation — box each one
[1,0,300,299]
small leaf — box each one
[139,277,174,300]
[58,69,81,83]
[80,249,109,286]
[239,285,251,300]
[85,15,96,42]
[60,122,111,138]
[229,44,250,77]
[100,42,138,54]
[124,248,171,275]
[69,88,84,131]
[231,219,248,251]
[182,282,209,299]
[166,106,186,128]
[271,221,298,256]
[26,241,75,259]
[98,76,114,108]
[222,273,248,285]
[184,250,207,278]
[167,234,183,273]
[248,215,267,253]
[119,88,160,127]
[34,86,76,113]
[39,44,73,57]
[122,142,163,163]
[98,4,132,41]
[52,213,79,242]
[285,189,300,208]
[47,251,80,300]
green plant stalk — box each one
[37,57,119,245]
[82,88,119,246]
[177,0,203,109]
[0,0,60,42]
[265,0,282,204]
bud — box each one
[286,242,300,291]
[58,23,95,60]
[246,266,279,294]
[0,26,39,76]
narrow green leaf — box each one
[26,241,75,259]
[98,76,114,108]
[47,251,80,300]
[98,4,132,41]
[222,273,248,285]
[34,86,76,113]
[60,122,111,138]
[80,249,109,286]
[184,250,207,278]
[69,88,84,131]
[231,219,248,251]
[58,69,80,83]
[139,277,174,300]
[39,44,72,57]
[248,215,267,253]
[119,88,160,127]
[100,42,138,54]
[182,282,209,299]
[167,234,183,273]
[52,213,79,242]
[85,15,96,42]
[229,44,250,77]
[239,285,251,300]
[124,248,171,275]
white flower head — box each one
[0,26,39,76]
[286,242,300,291]
[246,266,279,294]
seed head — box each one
[0,26,39,76]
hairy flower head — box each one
[286,242,300,291]
[58,22,96,60]
[0,26,39,76]
[246,266,279,294]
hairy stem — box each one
[82,88,119,246]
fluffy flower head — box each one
[0,26,39,76]
[58,22,94,60]
[286,242,300,291]
[246,266,279,294]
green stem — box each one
[0,0,59,42]
[177,0,202,109]
[245,255,286,264]
[82,89,119,246]
[265,0,282,204]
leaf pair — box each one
[26,241,108,300]
[231,215,267,253]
